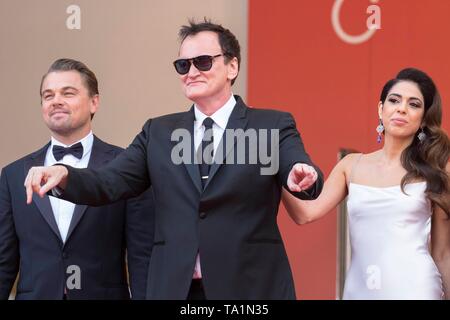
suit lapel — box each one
[204,97,248,190]
[24,143,63,242]
[174,107,202,193]
[65,136,113,243]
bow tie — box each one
[52,142,84,161]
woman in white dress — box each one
[282,68,450,299]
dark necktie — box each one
[197,117,214,188]
[52,142,84,161]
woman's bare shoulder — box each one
[337,152,363,178]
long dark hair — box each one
[380,68,450,216]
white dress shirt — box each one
[193,94,236,157]
[44,131,94,243]
[192,94,236,279]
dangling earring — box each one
[376,118,384,143]
[418,127,426,142]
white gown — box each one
[343,181,443,299]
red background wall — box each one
[248,0,450,299]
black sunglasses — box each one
[173,54,227,75]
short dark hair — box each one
[40,58,99,98]
[178,18,241,85]
[40,58,99,120]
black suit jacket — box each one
[0,136,154,300]
[57,96,323,299]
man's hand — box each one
[287,163,318,192]
[24,166,69,204]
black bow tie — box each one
[52,142,84,161]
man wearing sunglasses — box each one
[24,20,323,300]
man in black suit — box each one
[25,21,323,299]
[0,59,154,300]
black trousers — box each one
[187,279,206,300]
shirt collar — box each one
[50,131,94,159]
[194,94,236,130]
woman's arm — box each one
[431,163,450,300]
[282,153,356,225]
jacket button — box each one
[199,212,207,219]
[62,252,69,259]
